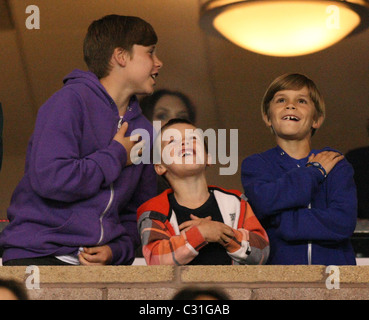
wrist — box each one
[306,161,327,178]
[185,226,207,250]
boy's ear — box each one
[263,112,275,135]
[262,112,272,128]
[112,47,129,67]
[312,115,324,130]
[154,163,167,176]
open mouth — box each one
[180,148,195,157]
[282,115,300,121]
[151,73,158,80]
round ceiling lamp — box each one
[199,0,369,57]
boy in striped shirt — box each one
[137,118,269,265]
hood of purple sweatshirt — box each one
[0,69,156,264]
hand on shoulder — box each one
[307,151,344,176]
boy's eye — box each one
[148,46,156,55]
[168,137,181,144]
[298,99,307,104]
[276,98,285,103]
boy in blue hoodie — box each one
[241,73,357,265]
[0,15,163,265]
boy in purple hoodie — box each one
[0,15,163,265]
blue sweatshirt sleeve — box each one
[29,90,127,202]
[241,154,324,220]
[242,154,357,243]
[276,161,357,242]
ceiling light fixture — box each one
[199,0,369,57]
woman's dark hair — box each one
[140,89,196,123]
[83,15,157,79]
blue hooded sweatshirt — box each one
[241,146,357,265]
[0,69,156,265]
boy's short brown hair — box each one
[261,73,325,136]
[83,15,158,79]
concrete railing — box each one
[1,265,369,300]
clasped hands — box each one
[179,214,234,246]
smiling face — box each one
[263,87,324,142]
[125,44,163,95]
[155,122,208,179]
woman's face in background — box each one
[152,95,190,126]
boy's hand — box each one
[308,151,344,176]
[179,214,212,232]
[179,214,234,245]
[78,245,113,265]
[113,122,144,166]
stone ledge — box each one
[252,287,369,300]
[338,266,369,283]
[1,265,369,300]
[2,265,369,285]
[0,265,176,284]
[180,265,326,283]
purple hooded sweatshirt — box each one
[0,69,156,265]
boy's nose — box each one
[182,139,192,146]
[286,104,296,109]
[155,56,163,69]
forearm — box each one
[277,206,357,242]
[141,219,206,265]
[30,141,127,202]
[242,159,324,219]
[277,162,357,242]
[225,201,270,264]
[225,229,269,265]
